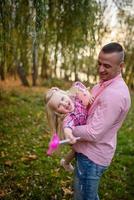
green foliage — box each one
[0,87,134,199]
[0,0,104,83]
[0,0,134,87]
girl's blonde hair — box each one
[45,87,66,139]
[45,85,80,138]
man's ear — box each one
[120,62,125,69]
[120,62,125,73]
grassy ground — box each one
[0,82,134,200]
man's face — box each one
[98,51,123,81]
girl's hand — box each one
[64,128,77,144]
[76,89,94,106]
[88,94,95,105]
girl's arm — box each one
[64,127,77,144]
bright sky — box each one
[103,0,134,27]
[100,0,134,44]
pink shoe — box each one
[60,159,74,172]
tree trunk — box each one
[17,63,30,86]
[32,40,38,86]
[73,48,78,81]
[0,62,5,80]
[41,45,49,79]
[127,65,134,90]
[54,32,59,77]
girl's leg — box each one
[60,149,75,172]
[64,149,75,164]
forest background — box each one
[0,0,134,199]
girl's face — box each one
[49,91,74,114]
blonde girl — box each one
[45,82,94,172]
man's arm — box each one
[73,93,123,142]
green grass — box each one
[0,88,134,200]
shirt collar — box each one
[99,73,122,87]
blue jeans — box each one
[74,153,108,200]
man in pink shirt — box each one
[64,42,131,200]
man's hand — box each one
[64,127,77,144]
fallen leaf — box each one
[28,154,38,160]
[4,160,13,167]
[21,154,38,162]
[1,151,6,157]
[62,187,73,195]
[0,190,6,197]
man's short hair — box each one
[101,42,125,62]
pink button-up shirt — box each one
[73,74,131,166]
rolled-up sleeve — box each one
[63,114,75,130]
[73,94,122,142]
